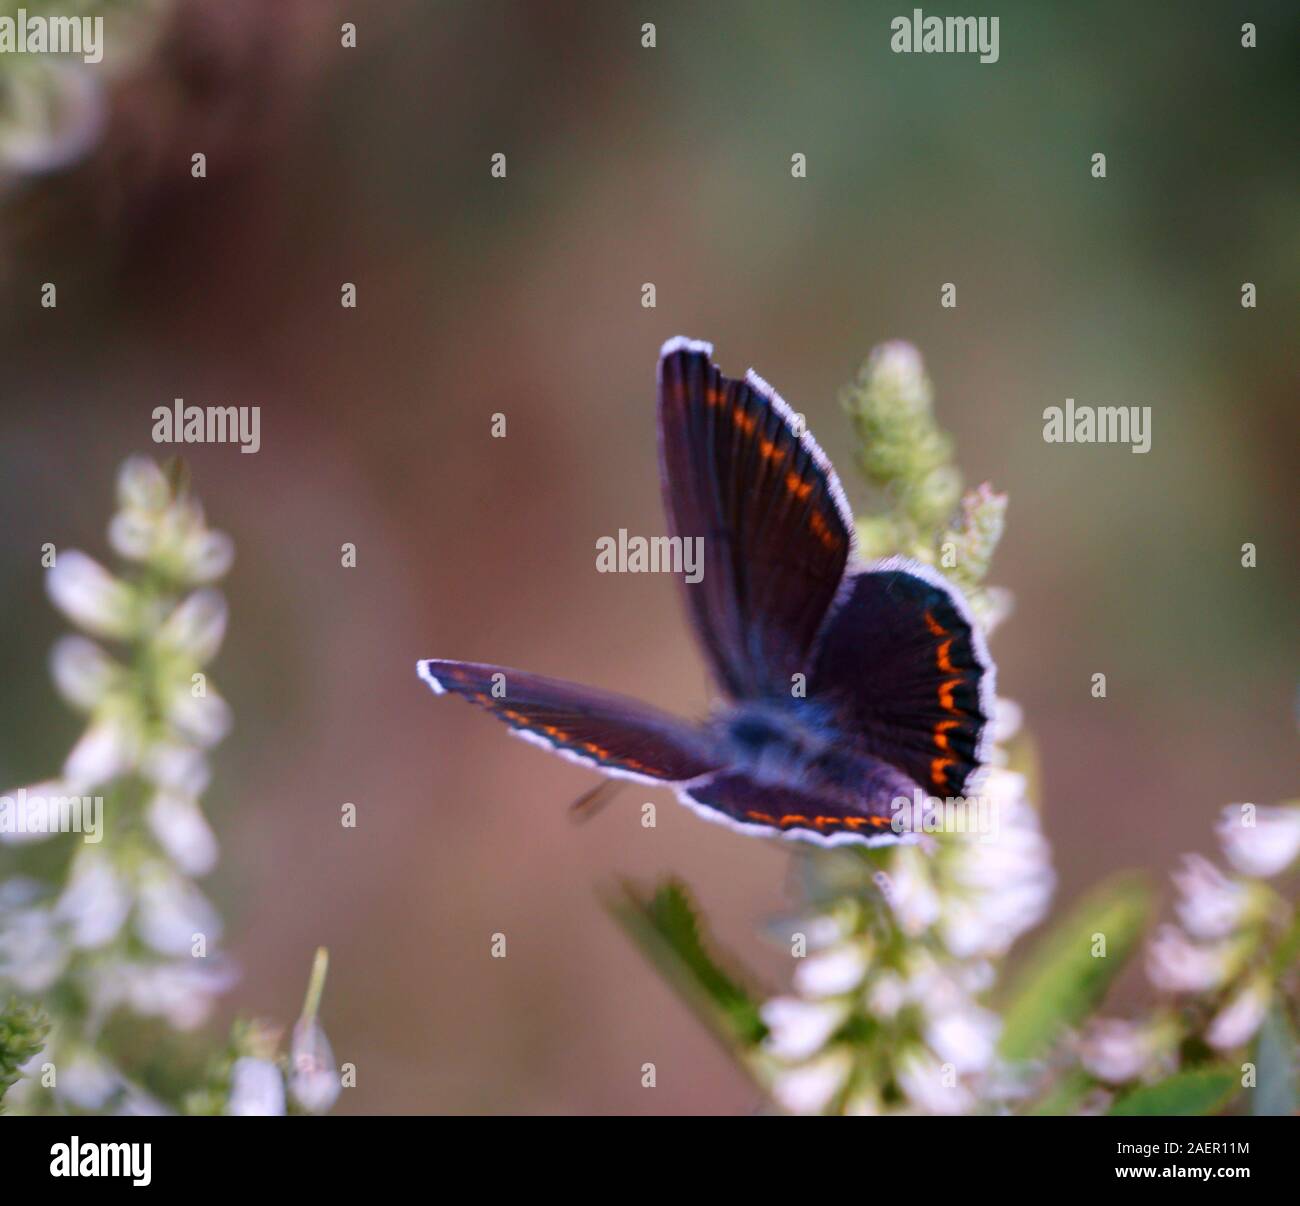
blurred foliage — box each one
[609,880,767,1050]
[997,873,1152,1064]
[1108,1067,1238,1117]
[0,998,49,1108]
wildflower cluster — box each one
[0,455,342,1115]
[0,456,234,1110]
[1076,803,1300,1093]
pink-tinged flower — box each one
[147,791,219,877]
[0,902,67,992]
[49,636,122,712]
[1172,854,1255,939]
[1145,925,1237,994]
[939,773,1054,959]
[1216,804,1300,879]
[62,714,140,789]
[769,1048,853,1115]
[793,942,870,998]
[45,551,136,640]
[759,997,849,1062]
[140,741,211,797]
[59,1051,122,1111]
[1205,978,1270,1051]
[0,60,104,176]
[228,1057,285,1117]
[116,456,171,514]
[110,960,237,1031]
[55,853,130,949]
[885,848,941,936]
[154,590,229,665]
[164,683,233,748]
[925,1005,1001,1076]
[896,1048,974,1115]
[134,865,222,956]
[866,972,907,1019]
[289,1018,341,1114]
[1076,1019,1157,1085]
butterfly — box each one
[418,337,995,846]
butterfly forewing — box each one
[417,659,721,784]
[657,338,854,701]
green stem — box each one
[299,947,330,1024]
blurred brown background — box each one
[0,0,1296,1112]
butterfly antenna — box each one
[569,777,626,824]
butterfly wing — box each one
[417,659,721,784]
[808,557,995,798]
[677,755,921,847]
[657,337,855,700]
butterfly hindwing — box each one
[417,659,721,784]
[808,558,995,798]
[657,338,854,701]
[678,754,921,847]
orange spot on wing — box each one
[785,471,813,501]
[843,816,891,830]
[936,638,956,673]
[933,718,960,751]
[808,508,840,550]
[923,610,947,638]
[931,756,955,787]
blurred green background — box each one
[0,0,1295,1112]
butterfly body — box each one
[711,698,867,793]
[418,338,995,847]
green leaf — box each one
[1109,1067,1240,1116]
[607,879,767,1047]
[1253,1008,1297,1117]
[998,873,1152,1063]
[1026,1070,1094,1116]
